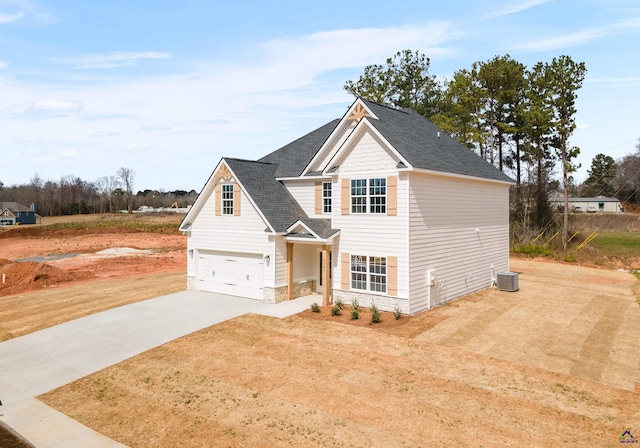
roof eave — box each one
[410,167,515,185]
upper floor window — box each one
[351,178,386,213]
[222,184,234,215]
[322,182,332,213]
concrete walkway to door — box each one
[0,291,318,447]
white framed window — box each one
[322,182,332,213]
[369,178,386,213]
[351,255,386,293]
[350,179,367,213]
[222,184,234,215]
[351,178,386,214]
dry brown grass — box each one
[41,312,639,447]
[39,259,640,447]
[0,273,185,341]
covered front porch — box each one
[283,219,339,306]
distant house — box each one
[549,197,623,213]
[180,98,514,314]
[0,202,40,225]
[0,208,16,226]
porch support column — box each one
[286,242,294,300]
[321,245,330,307]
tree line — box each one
[345,50,640,246]
[0,167,197,217]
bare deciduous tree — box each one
[117,167,136,213]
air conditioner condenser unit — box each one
[496,271,519,292]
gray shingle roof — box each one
[298,219,339,239]
[224,158,308,232]
[218,99,512,234]
[0,202,34,212]
[360,99,514,183]
[258,119,339,178]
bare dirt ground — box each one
[0,214,186,340]
[39,258,640,447]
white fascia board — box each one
[286,220,320,239]
[300,98,377,177]
[179,158,224,231]
[321,118,412,175]
[285,236,334,244]
[276,175,331,182]
[180,159,276,233]
[410,167,516,186]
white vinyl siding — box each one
[338,129,399,173]
[284,179,327,218]
[192,182,267,232]
[334,172,408,300]
[408,172,510,314]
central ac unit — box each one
[497,272,519,292]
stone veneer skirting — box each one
[263,280,317,304]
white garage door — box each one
[198,251,264,300]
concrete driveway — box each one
[0,291,318,447]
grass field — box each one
[589,231,640,258]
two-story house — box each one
[179,98,514,314]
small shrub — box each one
[394,302,402,320]
[310,302,320,313]
[370,302,381,324]
[564,254,577,263]
[350,308,360,320]
[351,298,360,312]
[335,299,344,310]
[331,305,342,316]
[512,244,553,257]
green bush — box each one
[310,302,320,313]
[564,254,577,263]
[350,308,360,320]
[331,305,342,316]
[393,302,402,320]
[351,298,360,312]
[370,302,381,324]
[512,244,553,257]
[335,299,344,310]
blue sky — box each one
[1,0,639,192]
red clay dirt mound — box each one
[0,259,94,295]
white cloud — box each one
[0,11,24,23]
[55,51,171,69]
[34,149,78,163]
[480,0,553,19]
[139,123,171,131]
[512,17,640,52]
[262,23,457,73]
[30,98,83,112]
[90,130,120,138]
